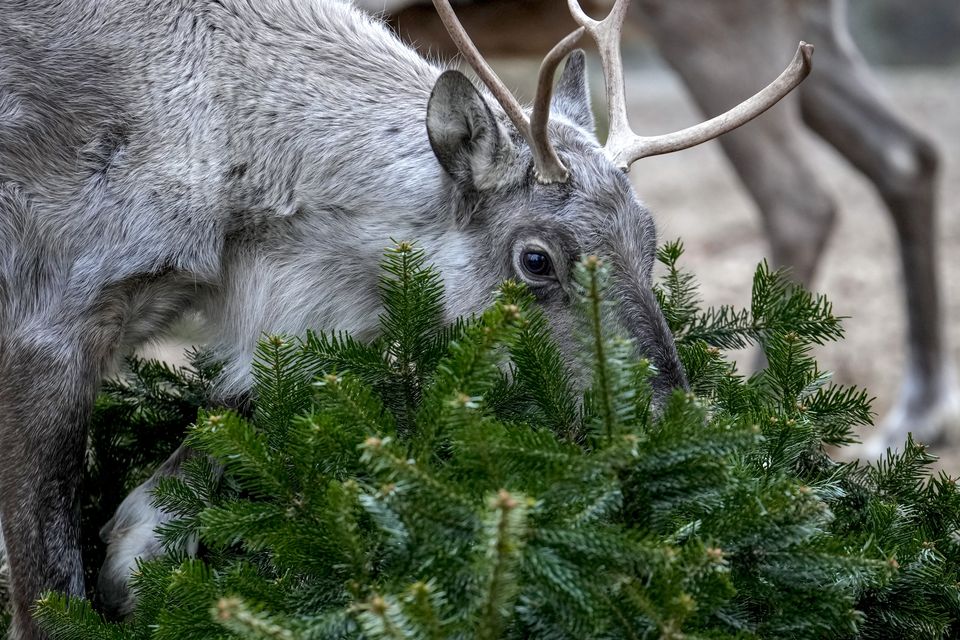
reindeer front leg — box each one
[0,334,102,640]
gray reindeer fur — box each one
[0,0,684,636]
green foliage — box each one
[33,241,960,639]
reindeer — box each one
[365,0,960,456]
[0,0,809,636]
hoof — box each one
[97,445,200,617]
[856,363,960,462]
[98,481,185,618]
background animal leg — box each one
[638,0,836,286]
[799,0,960,452]
[707,115,837,286]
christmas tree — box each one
[25,242,960,639]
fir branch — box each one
[187,411,288,500]
[252,334,312,449]
[871,435,938,499]
[34,593,129,640]
[410,298,521,462]
[378,241,448,435]
[213,596,296,640]
[302,329,393,389]
[476,490,528,640]
[498,279,581,442]
[352,593,410,640]
[581,256,617,443]
[654,240,702,334]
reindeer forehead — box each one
[577,178,655,250]
[509,162,653,250]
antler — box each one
[567,0,814,171]
[431,0,584,183]
[433,0,814,180]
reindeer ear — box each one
[427,70,514,192]
[552,50,595,134]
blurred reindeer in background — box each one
[362,0,959,454]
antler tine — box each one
[613,42,815,168]
[530,27,586,183]
[431,0,575,184]
[567,0,633,160]
[568,1,814,171]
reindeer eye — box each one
[521,250,552,277]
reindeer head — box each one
[423,0,813,402]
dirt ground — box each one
[613,64,960,470]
